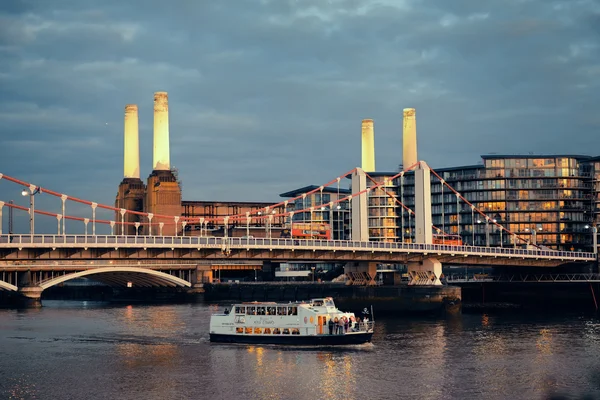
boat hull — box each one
[210,332,373,345]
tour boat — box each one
[209,297,374,345]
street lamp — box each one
[585,225,598,253]
[336,204,341,240]
[311,266,316,283]
[525,226,542,246]
[492,219,503,247]
[22,185,40,236]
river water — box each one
[1,301,600,400]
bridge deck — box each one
[0,234,595,267]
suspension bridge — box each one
[0,161,596,304]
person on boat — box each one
[224,308,229,315]
[328,318,334,335]
[337,318,344,335]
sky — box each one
[0,0,599,232]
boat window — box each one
[266,307,276,315]
[313,300,323,306]
[277,307,287,316]
[257,307,266,315]
[289,307,297,315]
[235,306,246,314]
[245,327,253,334]
[236,327,243,334]
[324,298,335,307]
[273,328,281,334]
[247,306,256,315]
[282,328,290,335]
[264,328,271,334]
[254,327,262,334]
[291,328,300,335]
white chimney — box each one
[153,91,170,171]
[403,108,417,168]
[123,104,140,178]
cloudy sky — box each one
[1,0,599,231]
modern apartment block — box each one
[363,155,596,251]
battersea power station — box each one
[116,93,600,252]
[115,92,289,238]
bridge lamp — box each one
[492,219,503,247]
[21,186,40,236]
[335,205,342,240]
[475,219,482,246]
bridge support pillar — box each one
[344,262,377,285]
[407,258,442,286]
[16,286,44,307]
[193,265,212,287]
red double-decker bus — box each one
[281,223,331,240]
[432,234,463,245]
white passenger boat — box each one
[209,297,374,345]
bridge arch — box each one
[0,281,18,291]
[39,267,192,290]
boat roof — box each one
[236,298,334,306]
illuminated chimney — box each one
[361,119,375,172]
[403,108,417,168]
[153,91,170,171]
[123,104,140,179]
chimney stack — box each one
[403,108,417,168]
[123,104,140,179]
[153,91,170,171]
[361,119,375,172]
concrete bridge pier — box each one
[344,262,377,285]
[194,265,212,287]
[16,270,43,307]
[407,258,442,286]
[16,286,44,307]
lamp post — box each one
[585,225,598,254]
[493,219,503,248]
[245,212,250,237]
[269,209,276,238]
[336,204,341,240]
[311,266,316,283]
[257,211,262,237]
[471,206,475,245]
[485,217,490,247]
[525,226,540,246]
[21,185,40,237]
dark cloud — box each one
[0,0,599,231]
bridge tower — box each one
[115,104,145,235]
[351,168,369,241]
[408,160,442,285]
[145,92,181,236]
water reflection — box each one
[2,303,600,399]
[211,344,366,400]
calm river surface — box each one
[1,301,600,400]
